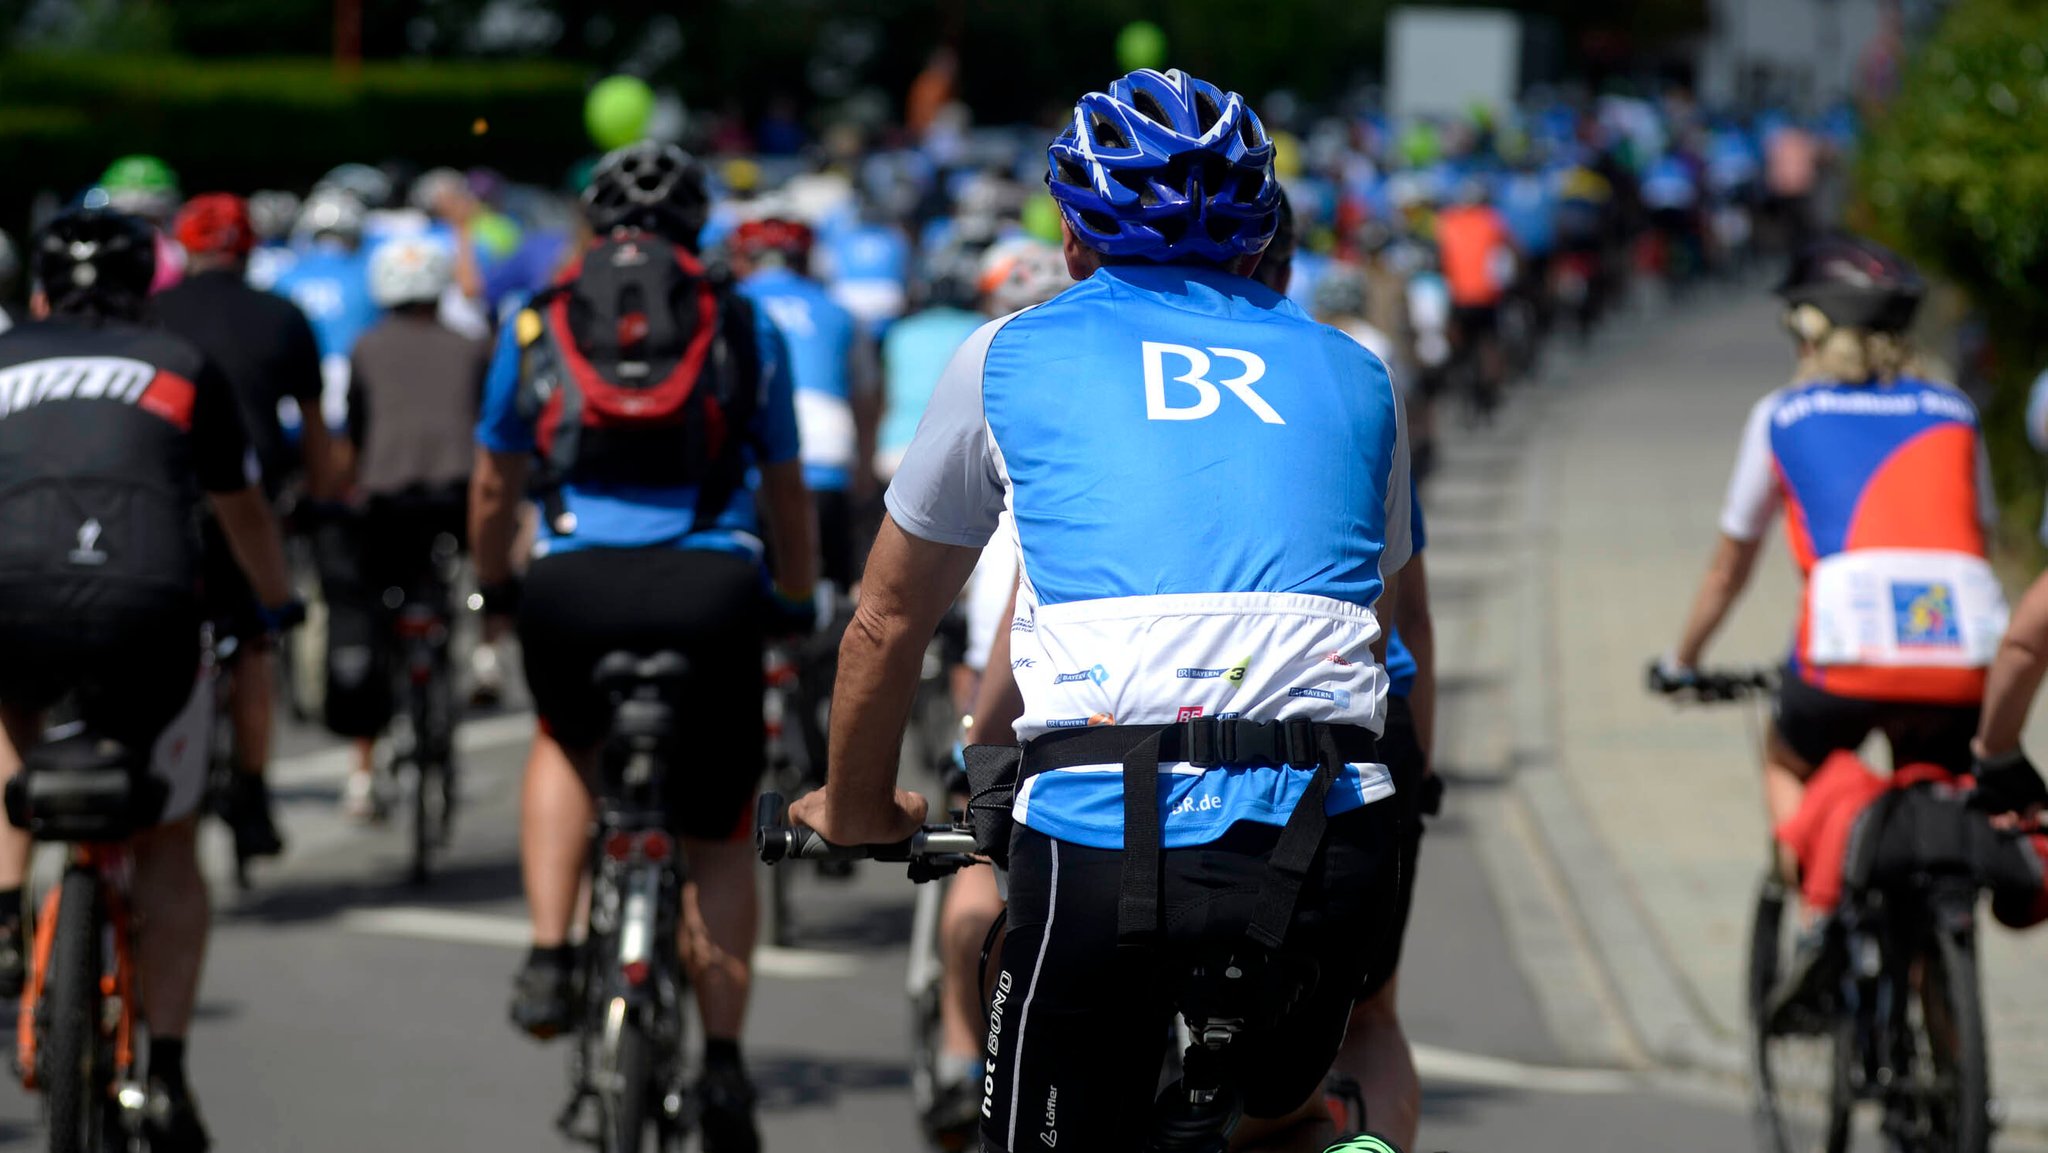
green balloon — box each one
[1022,193,1064,245]
[1115,20,1168,73]
[585,75,655,151]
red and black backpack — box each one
[517,230,761,531]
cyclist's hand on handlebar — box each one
[789,786,929,848]
[1646,656,1699,696]
[1969,746,2048,819]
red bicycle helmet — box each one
[173,193,255,260]
[731,218,816,269]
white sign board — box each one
[1388,7,1521,122]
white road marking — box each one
[1411,1043,1638,1095]
[336,906,864,980]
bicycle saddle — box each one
[592,650,690,693]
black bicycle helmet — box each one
[1775,233,1925,334]
[582,142,710,248]
[32,208,156,314]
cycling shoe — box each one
[508,956,575,1040]
[697,1061,762,1153]
[141,1077,213,1153]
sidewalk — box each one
[1445,288,2048,1111]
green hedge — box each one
[0,54,595,238]
[1860,0,2048,556]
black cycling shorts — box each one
[518,547,765,841]
[1452,303,1500,339]
[318,488,469,740]
[1774,673,1978,777]
[1360,696,1429,1001]
[0,583,199,748]
[979,804,1400,1152]
[814,488,857,590]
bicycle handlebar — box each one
[754,793,979,872]
[1645,661,1776,703]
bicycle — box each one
[556,651,694,1153]
[379,532,462,887]
[1648,664,1996,1153]
[6,736,167,1153]
[757,796,1391,1153]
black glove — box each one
[767,590,818,638]
[477,578,523,619]
[1970,747,2048,815]
[1645,658,1699,696]
[257,600,307,634]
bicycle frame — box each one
[14,844,139,1100]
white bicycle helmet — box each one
[293,188,368,247]
[978,238,1070,315]
[367,236,453,309]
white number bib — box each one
[1806,549,2008,669]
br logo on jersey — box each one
[1141,341,1284,425]
[1892,581,1962,649]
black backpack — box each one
[517,231,761,530]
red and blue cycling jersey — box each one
[1720,375,2003,705]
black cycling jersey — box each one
[0,315,251,605]
[150,269,323,498]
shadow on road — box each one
[221,855,525,927]
[752,1051,911,1111]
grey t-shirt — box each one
[347,313,488,497]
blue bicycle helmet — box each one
[1047,68,1279,264]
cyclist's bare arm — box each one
[966,575,1023,746]
[758,458,818,602]
[300,414,344,502]
[1392,550,1437,763]
[469,446,527,588]
[795,516,979,845]
[209,485,293,607]
[1673,533,1763,668]
[849,337,882,501]
[1975,568,2048,757]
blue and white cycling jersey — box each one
[740,266,864,493]
[818,221,910,333]
[886,264,1412,851]
[475,296,799,561]
[270,246,379,428]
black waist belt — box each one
[1022,717,1379,958]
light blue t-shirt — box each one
[886,264,1413,850]
[879,306,983,466]
[475,293,799,560]
[739,266,861,492]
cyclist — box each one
[474,142,816,1153]
[1433,177,1517,417]
[327,235,488,818]
[1661,236,2000,843]
[732,214,878,589]
[878,257,984,480]
[794,68,1411,1153]
[271,188,380,433]
[0,208,297,1151]
[152,192,335,862]
[98,154,188,295]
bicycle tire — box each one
[600,1006,655,1153]
[1749,877,1850,1153]
[1898,915,1990,1153]
[41,868,107,1153]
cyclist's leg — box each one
[0,704,38,996]
[204,516,285,850]
[1216,805,1401,1153]
[1881,702,1980,777]
[1329,707,1428,1149]
[1769,675,1879,871]
[980,828,1174,1153]
[940,864,1004,1064]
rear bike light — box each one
[621,959,651,987]
[636,831,673,863]
[603,831,636,861]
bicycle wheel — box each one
[40,868,108,1153]
[1890,914,1990,1153]
[599,1001,654,1153]
[1750,877,1851,1153]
